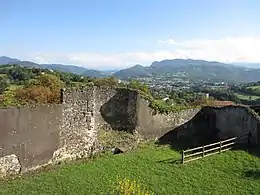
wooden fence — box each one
[182,137,237,164]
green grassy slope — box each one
[234,92,260,100]
[247,85,260,96]
[0,145,259,195]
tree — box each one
[8,66,31,83]
[128,80,150,95]
[0,90,22,107]
[0,78,9,94]
[15,74,64,104]
[15,86,54,104]
[94,77,119,87]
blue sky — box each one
[1,0,260,69]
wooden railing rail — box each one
[182,137,237,164]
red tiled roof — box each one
[211,100,235,107]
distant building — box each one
[162,97,169,101]
[200,93,209,99]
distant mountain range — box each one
[114,59,260,83]
[0,56,40,68]
[2,56,260,83]
[0,56,109,78]
[232,62,260,68]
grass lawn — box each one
[0,144,259,195]
[234,92,260,101]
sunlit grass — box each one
[0,144,259,195]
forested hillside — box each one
[114,59,260,83]
[0,56,108,78]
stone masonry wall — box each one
[136,97,201,139]
[158,105,260,149]
[52,87,97,163]
[86,87,198,140]
[95,87,138,132]
[52,86,139,163]
[2,86,260,178]
[212,106,260,145]
[0,105,62,172]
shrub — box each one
[15,74,64,105]
[15,86,59,104]
[0,90,24,107]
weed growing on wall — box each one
[149,99,197,114]
[97,128,142,151]
[127,88,199,114]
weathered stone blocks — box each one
[0,154,21,178]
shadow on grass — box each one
[233,144,260,158]
[244,169,260,180]
[246,146,260,158]
[157,158,182,165]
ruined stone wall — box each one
[212,106,260,145]
[94,87,138,132]
[158,106,260,149]
[59,86,202,142]
[157,108,214,149]
[92,87,200,140]
[52,87,96,163]
[2,86,260,178]
[136,97,201,139]
[0,105,62,172]
[0,86,99,175]
[0,85,206,175]
[52,86,139,163]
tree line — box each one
[0,64,242,112]
[0,64,122,107]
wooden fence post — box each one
[219,141,222,153]
[202,146,205,157]
[182,151,184,164]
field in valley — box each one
[234,92,260,101]
[234,85,260,101]
[247,85,260,93]
[0,144,259,195]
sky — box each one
[1,0,260,70]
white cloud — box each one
[157,39,177,45]
[7,36,260,70]
[157,37,260,63]
[28,50,190,70]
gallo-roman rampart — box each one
[0,86,260,177]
